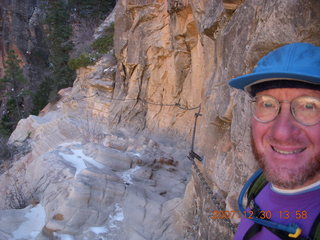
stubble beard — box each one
[251,135,320,189]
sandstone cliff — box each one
[1,0,320,240]
[110,0,320,238]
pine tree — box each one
[46,0,75,99]
[0,49,27,135]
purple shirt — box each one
[234,183,320,240]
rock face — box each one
[0,1,48,77]
[109,0,320,239]
[1,0,320,239]
[2,119,192,239]
[1,49,192,239]
[0,1,49,113]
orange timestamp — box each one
[209,210,308,220]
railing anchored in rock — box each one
[188,106,237,234]
[62,90,237,233]
[62,91,201,110]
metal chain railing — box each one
[187,107,237,234]
[62,91,202,111]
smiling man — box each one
[229,43,320,240]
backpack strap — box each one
[309,213,320,240]
[246,171,268,208]
[243,223,262,240]
[244,222,306,240]
[242,171,319,240]
[244,200,313,240]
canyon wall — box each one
[109,0,320,238]
[0,0,49,112]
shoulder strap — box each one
[309,212,320,240]
[243,223,262,240]
[244,213,314,240]
[244,174,320,240]
[246,171,268,207]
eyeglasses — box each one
[251,95,320,126]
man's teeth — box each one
[272,147,305,155]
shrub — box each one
[78,111,106,143]
[68,53,98,70]
[0,49,28,134]
[31,77,53,115]
[92,35,113,54]
[91,23,114,54]
[6,175,29,209]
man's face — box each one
[251,88,320,189]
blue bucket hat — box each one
[228,43,320,95]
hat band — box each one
[250,79,320,96]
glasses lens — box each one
[253,95,279,122]
[292,96,320,125]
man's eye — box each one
[304,103,315,110]
[263,102,274,108]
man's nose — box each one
[270,104,300,141]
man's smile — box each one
[271,145,306,155]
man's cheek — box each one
[251,124,262,148]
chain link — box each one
[189,156,237,233]
[188,109,237,234]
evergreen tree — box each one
[0,49,27,135]
[45,0,75,101]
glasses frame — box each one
[250,95,320,126]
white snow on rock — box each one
[118,166,140,185]
[89,226,108,235]
[108,203,124,229]
[58,148,104,176]
[12,204,46,240]
[57,141,81,148]
[53,232,75,240]
[128,151,142,157]
[81,203,124,240]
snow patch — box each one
[109,204,124,229]
[53,232,75,240]
[72,149,105,169]
[90,226,108,234]
[103,67,111,72]
[83,204,124,239]
[129,151,142,157]
[57,141,81,148]
[119,166,140,184]
[12,204,46,239]
[58,148,104,176]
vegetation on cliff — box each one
[68,23,114,70]
[0,0,115,137]
[31,0,115,112]
[0,50,28,136]
[43,0,75,101]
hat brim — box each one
[229,72,320,94]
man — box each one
[229,43,320,240]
